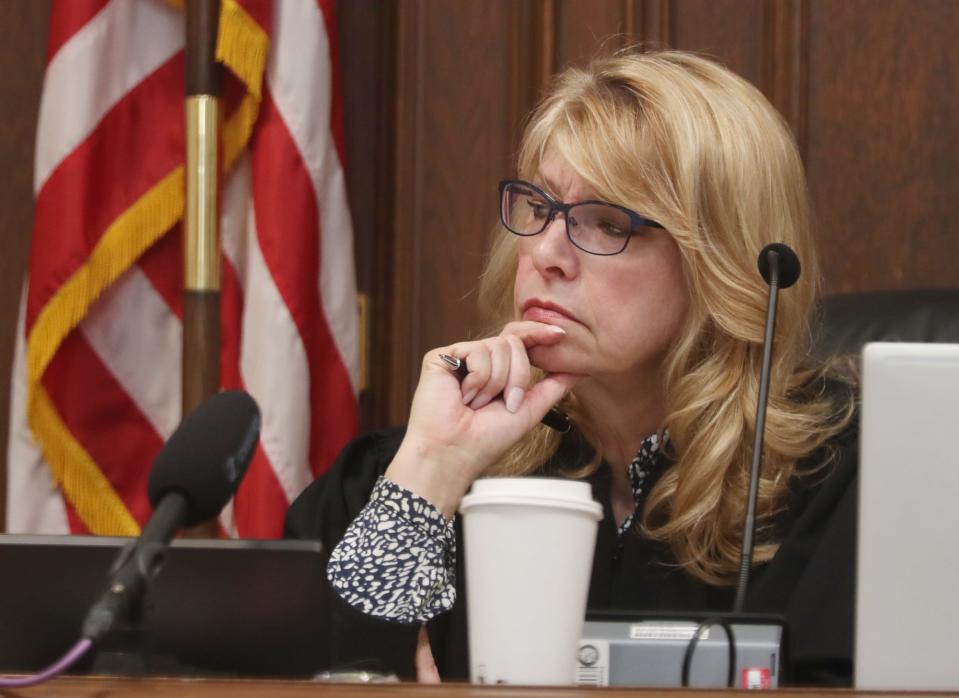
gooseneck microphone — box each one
[81,390,260,641]
[679,243,801,687]
[732,243,801,612]
[582,246,801,688]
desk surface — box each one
[2,677,956,698]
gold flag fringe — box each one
[32,386,141,535]
[25,0,270,535]
[219,0,268,170]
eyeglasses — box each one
[498,179,664,256]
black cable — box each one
[680,617,737,688]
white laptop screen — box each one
[857,342,959,690]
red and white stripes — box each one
[7,0,358,538]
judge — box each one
[287,49,857,685]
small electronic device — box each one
[577,611,784,688]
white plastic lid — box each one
[459,477,602,519]
[469,477,593,500]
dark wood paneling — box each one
[337,0,395,429]
[381,0,550,425]
[637,0,673,47]
[762,0,807,152]
[554,0,630,67]
[670,0,764,87]
[510,0,556,124]
[805,0,959,293]
[381,0,422,426]
[0,0,50,530]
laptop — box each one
[0,535,330,678]
[857,342,959,690]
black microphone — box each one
[732,243,801,612]
[81,390,260,641]
[757,242,801,289]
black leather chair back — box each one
[816,290,959,359]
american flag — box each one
[6,0,358,537]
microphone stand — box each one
[82,493,190,643]
[733,249,782,612]
[80,493,188,675]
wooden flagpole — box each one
[183,0,222,534]
[183,0,222,417]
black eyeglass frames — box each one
[498,179,664,256]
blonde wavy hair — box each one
[478,50,855,586]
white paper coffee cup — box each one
[459,477,602,685]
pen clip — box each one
[438,353,462,371]
[437,352,573,434]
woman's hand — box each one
[384,321,579,517]
[415,626,440,683]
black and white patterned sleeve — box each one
[326,476,457,624]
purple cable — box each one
[0,637,93,688]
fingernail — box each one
[462,389,477,405]
[547,325,566,334]
[505,387,525,413]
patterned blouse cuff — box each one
[327,477,457,624]
[372,476,454,535]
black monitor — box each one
[0,534,330,678]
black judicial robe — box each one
[285,420,858,685]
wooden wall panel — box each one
[554,0,631,67]
[336,1,394,428]
[805,0,959,293]
[761,0,807,151]
[0,0,51,529]
[379,0,549,425]
[670,0,765,87]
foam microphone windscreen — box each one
[757,243,801,289]
[148,390,260,525]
